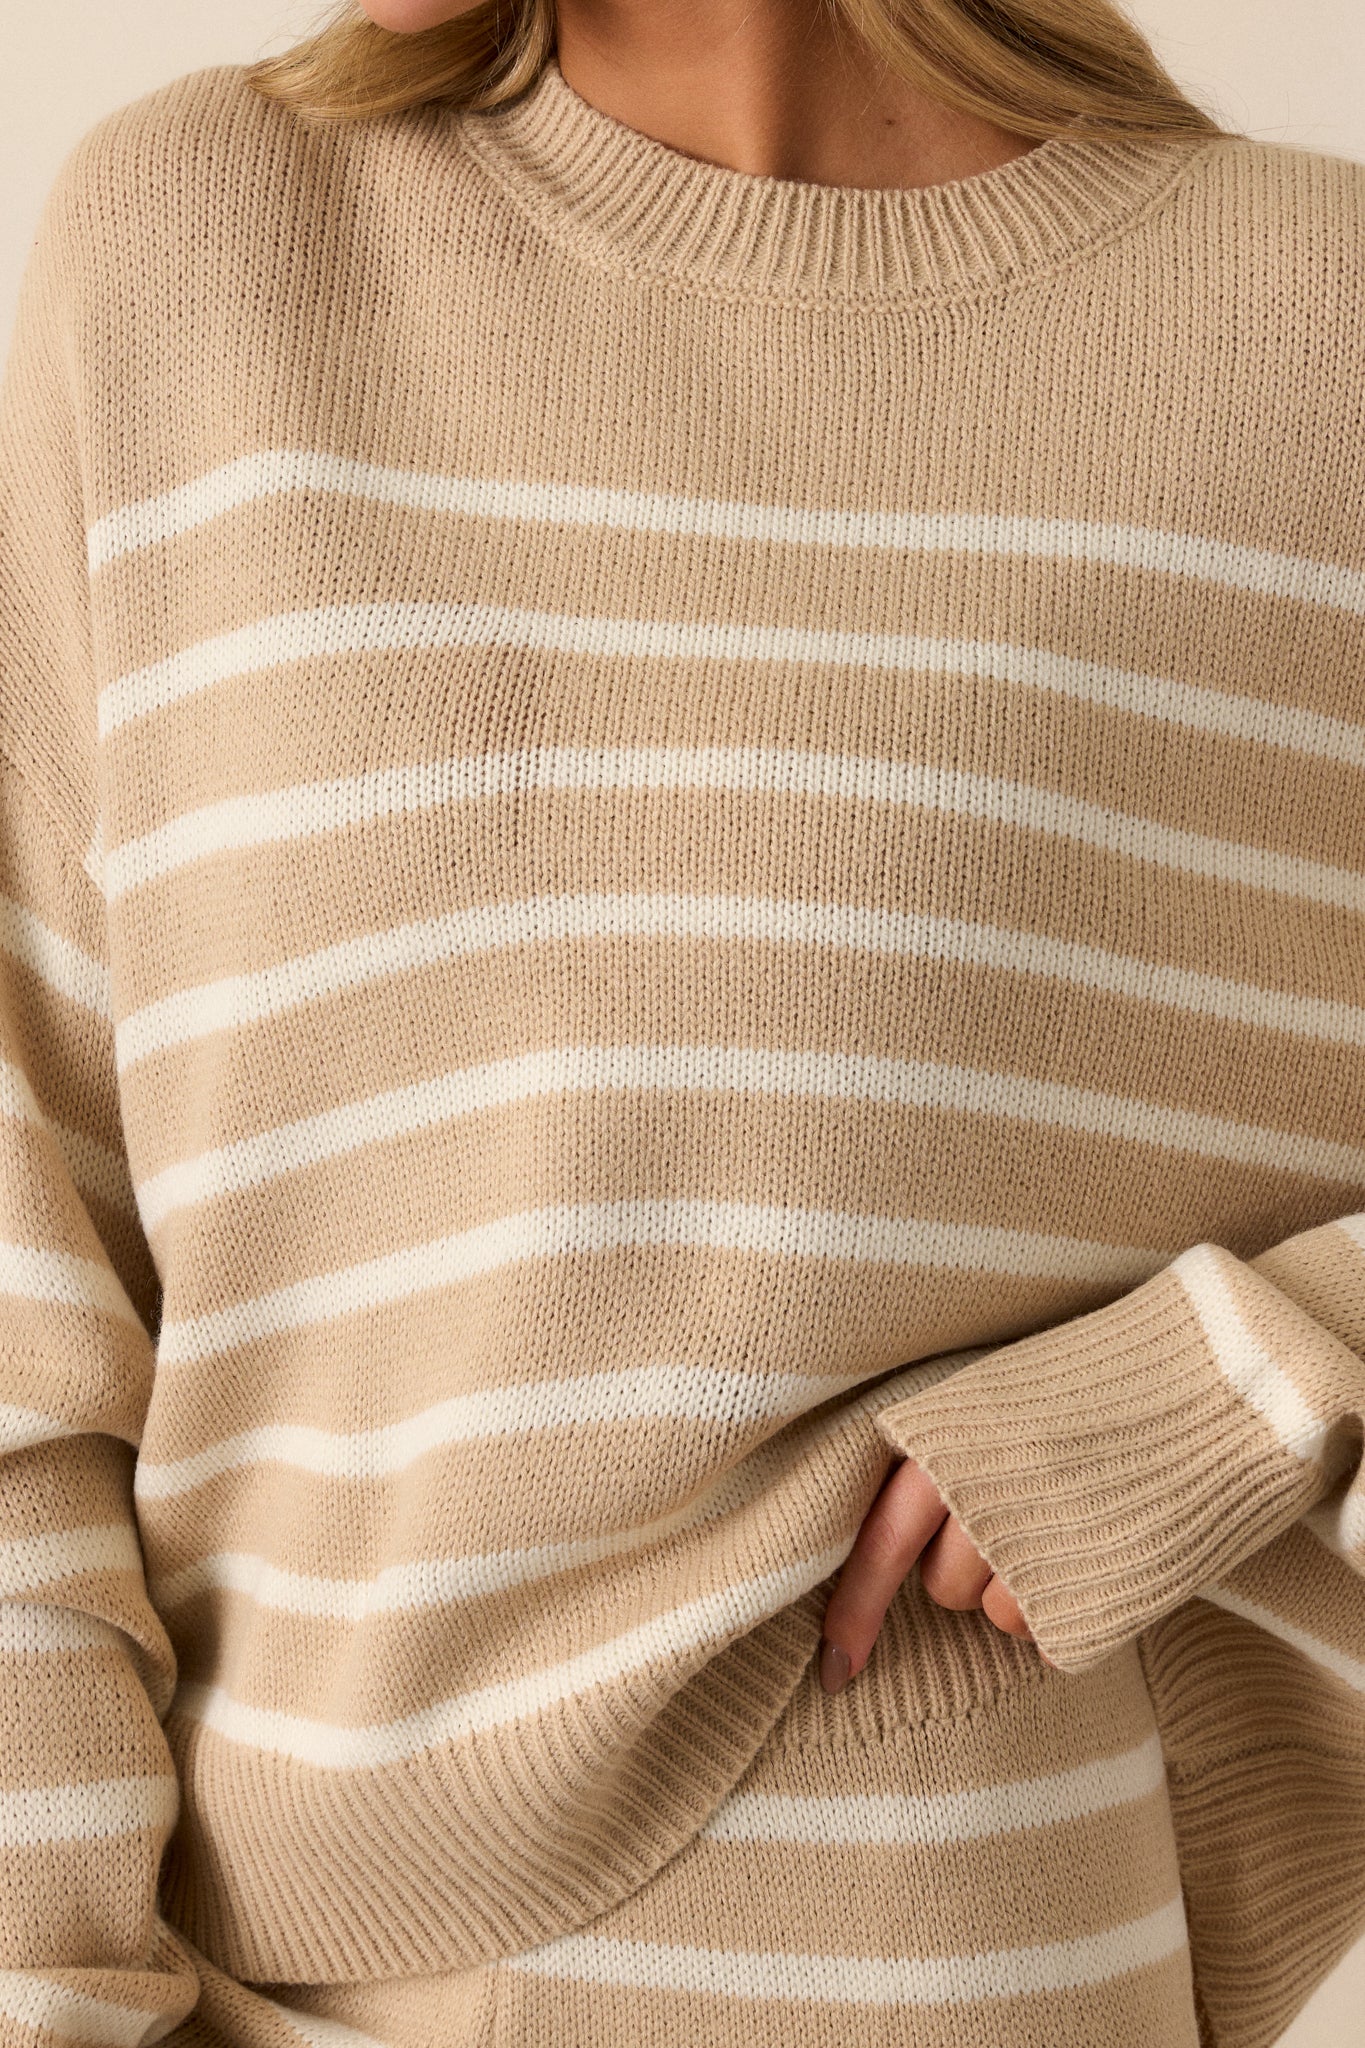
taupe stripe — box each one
[133,1042,1365,1232]
[273,2009,389,2048]
[0,1976,168,2047]
[101,745,1365,908]
[96,602,1365,766]
[0,896,109,1015]
[0,1401,78,1458]
[136,1360,868,1501]
[0,1061,138,1222]
[113,892,1365,1077]
[170,1545,847,1763]
[85,451,1365,621]
[700,1730,1166,1846]
[151,1200,1162,1370]
[0,1524,143,1600]
[504,1891,1190,2005]
[0,1242,142,1328]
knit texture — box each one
[181,1598,1204,2048]
[0,49,1363,2048]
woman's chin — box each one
[356,1,475,33]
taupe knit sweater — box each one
[1,50,1364,2048]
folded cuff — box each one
[873,1245,1350,1672]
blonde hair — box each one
[247,0,1228,143]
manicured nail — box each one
[819,1638,851,1693]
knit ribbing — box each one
[0,56,1363,2048]
[460,51,1217,302]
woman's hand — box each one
[818,1453,1049,1692]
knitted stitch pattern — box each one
[0,52,1363,2048]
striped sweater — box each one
[1,49,1364,2048]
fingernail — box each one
[818,1638,851,1693]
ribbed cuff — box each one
[872,1252,1336,1673]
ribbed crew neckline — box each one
[459,50,1216,305]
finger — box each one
[981,1573,1032,1638]
[918,1513,995,1611]
[821,1457,948,1681]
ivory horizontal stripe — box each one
[136,1360,865,1509]
[100,744,1365,910]
[1196,1584,1365,1693]
[0,1601,125,1657]
[0,1401,78,1457]
[150,1200,1163,1373]
[1320,1227,1365,1487]
[82,815,103,893]
[133,1041,1365,1233]
[163,1375,914,1622]
[94,601,1365,770]
[168,1544,847,1765]
[145,1354,972,1608]
[0,1241,143,1327]
[700,1730,1166,1848]
[0,1524,143,1601]
[0,1773,178,1850]
[112,891,1365,1077]
[85,451,1365,623]
[0,1974,167,2048]
[0,895,109,1015]
[1172,1244,1338,1465]
[1303,1481,1365,1560]
[153,1516,713,1619]
[504,1891,1190,2005]
[136,1352,976,1529]
[0,1060,138,1222]
[1335,1213,1365,1257]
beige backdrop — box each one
[2,5,1362,2042]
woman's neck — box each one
[552,0,1042,193]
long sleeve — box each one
[871,1221,1365,1682]
[0,165,200,2047]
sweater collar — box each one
[459,50,1214,305]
